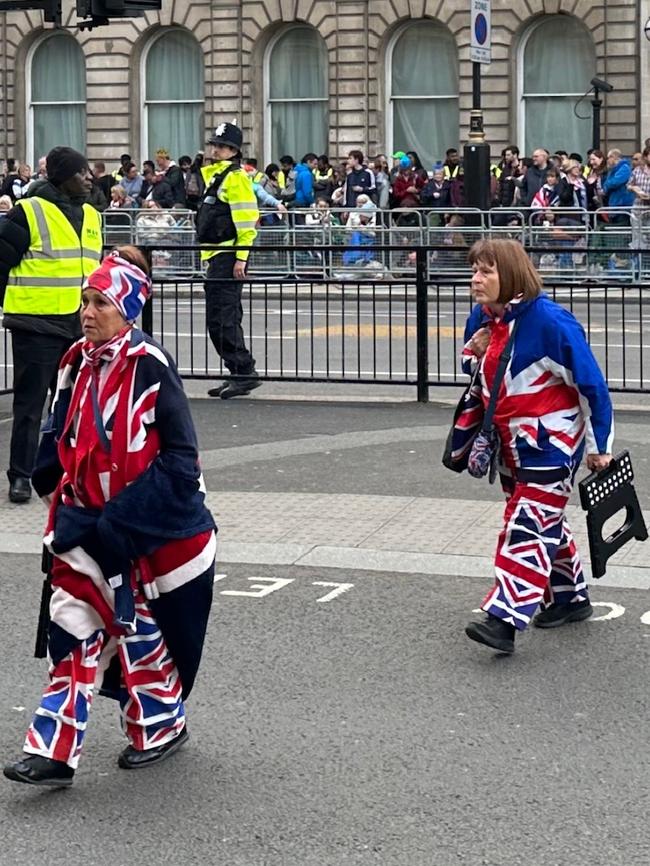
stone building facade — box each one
[0,0,645,170]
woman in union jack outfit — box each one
[463,239,613,654]
[4,247,216,787]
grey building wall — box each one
[0,0,642,166]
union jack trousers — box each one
[481,475,588,630]
[23,589,185,769]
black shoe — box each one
[219,377,262,400]
[117,727,189,770]
[533,599,593,629]
[465,614,516,653]
[3,755,74,788]
[8,477,31,504]
[207,382,229,397]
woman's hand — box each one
[469,327,490,357]
[586,453,613,473]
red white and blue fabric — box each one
[481,476,588,629]
[462,294,614,477]
[25,327,216,767]
[462,294,612,628]
[25,589,185,769]
[83,251,152,323]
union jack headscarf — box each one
[83,252,152,323]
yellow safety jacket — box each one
[3,198,102,316]
[199,161,259,262]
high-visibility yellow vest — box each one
[199,162,259,262]
[4,198,103,316]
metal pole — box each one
[140,246,153,336]
[415,248,429,403]
[473,62,481,111]
[591,90,602,152]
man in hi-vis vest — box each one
[0,147,102,503]
[197,122,260,399]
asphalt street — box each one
[1,554,649,866]
[1,394,650,865]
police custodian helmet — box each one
[207,122,243,150]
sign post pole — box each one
[465,0,492,213]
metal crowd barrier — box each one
[102,206,650,283]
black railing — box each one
[141,244,650,402]
[1,243,649,401]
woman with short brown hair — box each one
[461,240,613,654]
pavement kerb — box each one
[4,531,648,590]
[216,541,650,589]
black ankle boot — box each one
[3,755,74,787]
[465,614,516,653]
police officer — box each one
[0,146,102,503]
[197,122,261,399]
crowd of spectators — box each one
[2,139,649,237]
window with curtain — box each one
[521,16,596,156]
[144,30,204,160]
[389,21,459,169]
[267,27,328,161]
[30,34,85,165]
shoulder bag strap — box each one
[90,374,111,453]
[482,317,521,433]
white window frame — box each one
[385,20,458,160]
[140,28,204,165]
[26,32,86,167]
[517,16,595,154]
[263,25,328,166]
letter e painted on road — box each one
[221,577,295,598]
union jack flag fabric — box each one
[82,251,152,323]
[481,476,588,629]
[24,327,215,767]
[463,294,614,476]
[24,589,185,769]
[462,294,612,628]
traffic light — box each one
[0,0,160,28]
[76,0,160,17]
[0,0,61,24]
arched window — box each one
[387,21,459,168]
[265,26,328,163]
[142,29,204,161]
[28,33,86,165]
[519,16,596,155]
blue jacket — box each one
[602,159,634,209]
[294,163,315,207]
[463,295,614,472]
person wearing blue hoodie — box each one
[602,149,634,224]
[294,153,317,208]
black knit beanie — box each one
[46,146,89,187]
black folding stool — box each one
[578,450,648,578]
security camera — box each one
[591,77,614,93]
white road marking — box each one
[220,576,295,597]
[640,610,650,626]
[591,602,626,621]
[312,581,354,603]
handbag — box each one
[441,365,484,473]
[443,317,521,479]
